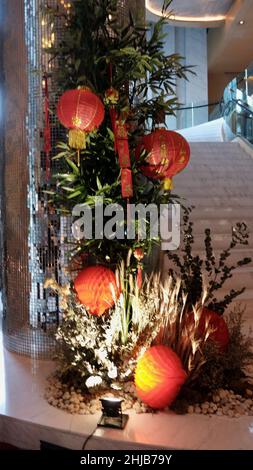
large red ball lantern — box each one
[57,88,105,152]
[74,265,119,317]
[187,308,229,352]
[136,129,190,190]
[135,345,187,409]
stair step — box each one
[216,271,253,291]
[184,218,253,234]
[186,155,253,162]
[191,232,253,250]
[164,140,253,319]
[174,189,253,198]
[187,207,253,220]
[214,287,253,301]
[185,248,253,265]
[174,196,253,208]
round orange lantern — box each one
[187,308,229,352]
[74,265,119,316]
[136,129,190,190]
[135,345,187,409]
[57,87,105,153]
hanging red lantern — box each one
[74,265,120,317]
[187,308,229,352]
[135,345,187,409]
[136,129,190,190]
[57,87,105,164]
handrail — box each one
[175,98,253,121]
[222,98,253,118]
[176,102,219,111]
[231,98,253,115]
[172,63,253,142]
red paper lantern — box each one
[135,345,187,409]
[57,87,105,151]
[74,265,119,316]
[187,308,229,351]
[136,129,190,189]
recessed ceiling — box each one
[146,0,235,24]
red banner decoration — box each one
[114,116,130,164]
[115,116,133,197]
[121,168,133,198]
[117,139,131,168]
[43,75,51,180]
[105,76,133,198]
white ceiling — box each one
[146,0,235,25]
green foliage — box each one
[44,0,193,266]
[44,0,192,121]
[167,207,252,313]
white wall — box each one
[162,25,209,130]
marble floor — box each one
[0,329,253,450]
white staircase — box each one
[177,118,235,142]
[165,141,253,325]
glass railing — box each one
[166,100,217,131]
[220,66,253,143]
[168,62,253,143]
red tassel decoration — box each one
[134,247,144,290]
[137,264,143,290]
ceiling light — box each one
[145,0,226,23]
[239,20,245,25]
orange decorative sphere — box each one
[135,345,187,409]
[187,308,229,352]
[136,129,190,184]
[74,265,119,316]
[57,88,105,132]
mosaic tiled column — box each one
[2,0,30,348]
[1,0,145,358]
[2,0,58,357]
